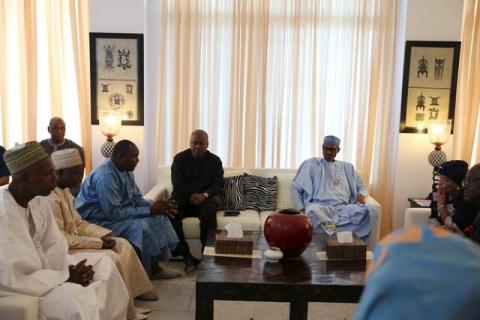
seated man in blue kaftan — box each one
[293,135,372,241]
[354,225,480,320]
[76,140,180,280]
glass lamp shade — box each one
[99,111,122,158]
[99,111,122,140]
[427,119,451,149]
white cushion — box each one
[224,169,251,177]
[217,210,261,231]
[269,173,295,210]
[259,211,275,231]
[183,210,262,238]
[159,169,174,195]
[183,217,201,239]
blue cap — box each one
[323,135,340,146]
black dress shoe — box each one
[184,255,201,273]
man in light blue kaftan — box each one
[293,135,373,241]
[354,225,480,320]
[76,140,180,279]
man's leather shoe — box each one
[184,255,201,273]
[135,291,159,301]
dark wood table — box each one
[196,231,367,320]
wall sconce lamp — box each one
[427,119,452,191]
[99,111,122,158]
[427,119,451,166]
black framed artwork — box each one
[400,41,460,133]
[90,32,144,126]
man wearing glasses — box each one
[292,135,374,242]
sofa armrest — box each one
[144,183,170,202]
[0,293,38,320]
[404,208,430,228]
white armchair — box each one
[404,208,430,228]
[0,292,38,320]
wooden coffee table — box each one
[196,231,367,320]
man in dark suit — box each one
[170,130,224,272]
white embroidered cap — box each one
[51,148,83,170]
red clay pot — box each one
[264,208,313,258]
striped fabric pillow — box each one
[243,174,278,211]
[218,175,246,211]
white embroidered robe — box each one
[0,190,129,320]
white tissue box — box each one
[215,234,253,255]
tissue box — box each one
[215,234,254,255]
[326,237,366,260]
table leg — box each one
[290,299,308,320]
[196,292,213,320]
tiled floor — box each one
[135,261,196,320]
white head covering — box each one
[51,148,83,170]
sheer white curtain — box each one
[453,0,480,165]
[155,0,398,234]
[0,0,91,171]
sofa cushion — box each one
[182,217,201,239]
[260,211,275,231]
[218,175,246,211]
[217,210,261,231]
[224,169,251,177]
[243,174,278,211]
[269,173,296,210]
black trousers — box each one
[170,198,217,256]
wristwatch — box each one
[203,192,209,198]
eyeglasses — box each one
[462,178,480,187]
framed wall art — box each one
[90,32,144,125]
[400,41,460,133]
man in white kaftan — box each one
[0,141,129,320]
[293,135,375,241]
[49,148,155,318]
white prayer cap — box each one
[51,148,83,170]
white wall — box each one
[89,0,147,192]
[391,0,464,229]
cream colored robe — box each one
[0,189,128,320]
[49,187,153,298]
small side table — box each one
[408,197,431,208]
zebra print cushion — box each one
[243,174,278,211]
[218,175,246,211]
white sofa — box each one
[145,167,382,254]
